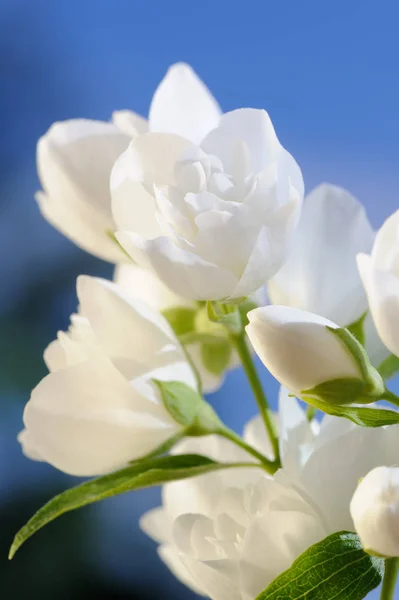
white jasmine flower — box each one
[19,276,196,476]
[141,390,399,599]
[37,63,221,262]
[114,108,304,301]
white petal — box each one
[371,208,399,271]
[158,545,206,596]
[112,110,148,137]
[202,109,281,174]
[116,232,238,301]
[24,358,178,476]
[149,63,221,144]
[111,144,163,238]
[17,429,43,462]
[364,313,390,368]
[140,507,172,544]
[243,415,274,458]
[114,263,192,311]
[179,554,241,600]
[240,503,326,600]
[77,275,184,378]
[232,225,288,299]
[278,387,315,471]
[268,184,374,326]
[37,119,129,261]
[358,254,399,357]
[300,425,389,532]
[121,132,193,185]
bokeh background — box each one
[1,0,398,598]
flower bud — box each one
[245,305,384,404]
[350,466,399,557]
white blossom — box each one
[37,63,221,262]
[19,276,196,476]
[350,466,399,557]
[141,390,399,599]
[114,108,303,301]
[358,209,399,358]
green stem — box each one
[230,332,281,467]
[217,427,278,475]
[380,558,399,600]
[181,344,203,395]
[381,388,399,407]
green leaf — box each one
[255,531,384,600]
[154,379,223,433]
[162,307,197,337]
[303,395,399,427]
[201,338,232,375]
[9,454,228,559]
[378,353,399,381]
[347,312,367,346]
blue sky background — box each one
[0,1,398,598]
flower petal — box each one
[111,145,163,238]
[358,253,399,357]
[149,63,221,144]
[112,110,148,137]
[114,263,192,311]
[268,184,374,326]
[77,275,184,378]
[202,109,281,174]
[24,358,178,476]
[116,232,238,301]
[37,119,129,261]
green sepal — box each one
[302,394,399,427]
[378,353,399,381]
[302,377,382,406]
[347,311,367,346]
[206,301,242,334]
[153,379,223,434]
[162,307,197,337]
[9,454,228,560]
[302,326,385,405]
[255,531,384,600]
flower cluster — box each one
[13,63,399,600]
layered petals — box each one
[114,108,304,300]
[19,276,196,476]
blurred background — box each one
[0,0,398,598]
